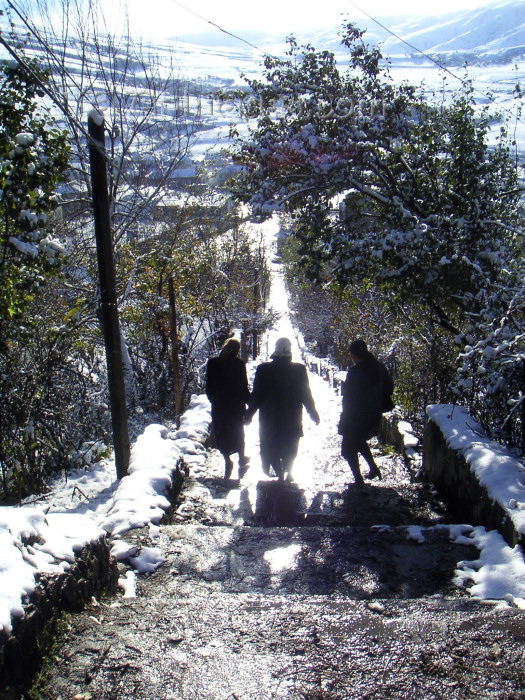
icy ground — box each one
[2,220,525,638]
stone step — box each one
[176,472,450,529]
[157,523,476,600]
[36,455,525,699]
[41,582,525,700]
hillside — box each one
[149,0,525,160]
[172,0,525,66]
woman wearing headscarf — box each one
[245,337,319,481]
[206,337,250,479]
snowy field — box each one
[2,219,525,638]
[163,41,525,162]
[10,17,525,165]
[187,64,525,169]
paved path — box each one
[38,435,525,699]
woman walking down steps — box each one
[225,218,386,495]
[205,337,251,480]
[244,336,320,483]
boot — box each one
[272,460,283,480]
[238,455,250,478]
[361,444,382,480]
[366,465,382,480]
[347,456,365,487]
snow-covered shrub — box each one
[0,54,73,498]
[71,440,111,469]
[0,58,69,332]
[0,300,113,499]
[454,286,525,452]
[282,233,458,429]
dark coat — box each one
[246,357,318,452]
[205,355,250,455]
[339,356,393,442]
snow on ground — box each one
[2,220,525,636]
[0,396,212,632]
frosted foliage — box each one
[228,25,524,450]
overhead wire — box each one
[0,11,95,145]
[346,0,471,85]
[5,0,522,120]
[164,0,278,59]
[0,0,125,185]
[2,0,522,183]
[167,0,522,121]
[165,0,525,128]
[0,0,288,239]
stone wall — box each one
[422,416,523,549]
[379,413,406,453]
[0,537,118,698]
[0,464,186,698]
[378,412,421,479]
[380,410,524,549]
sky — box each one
[122,0,501,41]
[6,0,504,49]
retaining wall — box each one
[379,407,525,550]
[422,409,525,549]
[0,458,186,698]
[0,537,117,698]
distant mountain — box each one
[371,0,525,64]
[2,0,523,165]
[170,29,286,49]
[174,0,525,67]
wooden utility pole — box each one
[88,110,130,480]
[168,276,181,425]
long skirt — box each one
[211,406,245,456]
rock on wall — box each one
[379,412,421,479]
[379,413,406,453]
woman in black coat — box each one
[338,339,394,487]
[245,337,319,481]
[205,337,250,479]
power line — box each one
[164,0,524,128]
[0,31,95,144]
[3,0,522,195]
[0,0,282,232]
[346,0,470,83]
[165,0,278,59]
[2,0,125,170]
